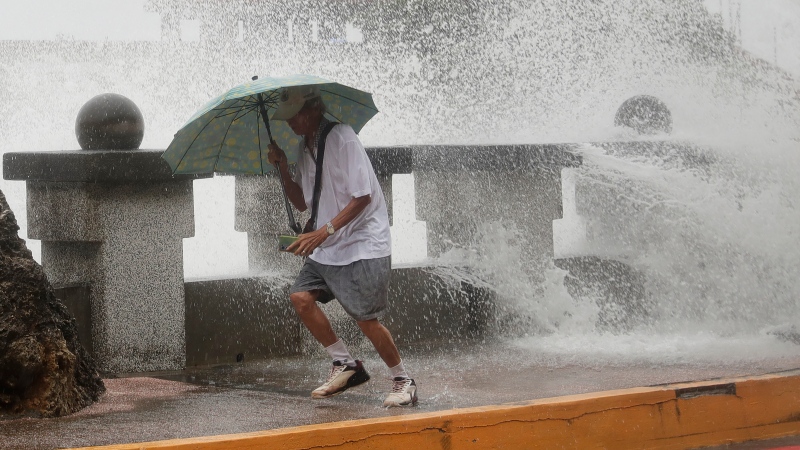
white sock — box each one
[325,339,356,367]
[388,361,409,379]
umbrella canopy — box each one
[162,75,378,175]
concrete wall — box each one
[184,275,302,366]
[182,266,496,367]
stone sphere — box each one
[75,93,144,150]
[614,95,672,135]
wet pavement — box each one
[2,340,799,449]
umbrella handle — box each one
[256,91,299,234]
[277,166,302,235]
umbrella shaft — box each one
[277,169,302,235]
[257,93,274,143]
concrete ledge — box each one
[597,140,716,169]
[411,144,582,172]
[364,146,413,176]
[3,149,210,182]
[73,371,800,450]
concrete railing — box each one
[4,144,580,371]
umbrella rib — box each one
[211,104,250,114]
[211,108,252,120]
[211,98,253,117]
[212,109,243,172]
[210,97,251,112]
[232,96,260,107]
[325,109,345,124]
[173,113,219,174]
[319,88,378,111]
[231,104,259,123]
[263,91,280,104]
[211,98,268,122]
[226,92,278,109]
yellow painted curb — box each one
[74,371,800,450]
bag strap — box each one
[307,121,339,233]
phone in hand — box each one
[278,235,299,252]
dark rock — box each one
[75,93,144,150]
[0,189,104,417]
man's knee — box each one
[290,291,317,314]
[356,318,383,333]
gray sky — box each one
[704,0,800,75]
[1,0,798,75]
[0,0,161,41]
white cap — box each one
[271,85,321,120]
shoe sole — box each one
[311,369,371,399]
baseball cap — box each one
[271,85,322,120]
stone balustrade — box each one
[5,143,581,371]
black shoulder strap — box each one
[306,122,339,233]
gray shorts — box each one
[289,256,391,321]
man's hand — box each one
[267,141,288,173]
[286,228,328,257]
[285,196,371,257]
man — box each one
[267,84,417,408]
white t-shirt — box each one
[292,124,391,266]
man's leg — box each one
[291,290,370,398]
[358,319,418,407]
[356,318,401,367]
[290,290,337,347]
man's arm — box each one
[286,194,371,256]
[278,164,307,212]
[268,142,306,211]
[328,194,371,232]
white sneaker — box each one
[311,360,370,399]
[383,377,418,407]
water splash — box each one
[1,1,799,361]
[578,138,800,327]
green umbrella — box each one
[161,74,379,175]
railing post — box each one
[413,144,581,275]
[3,150,206,373]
